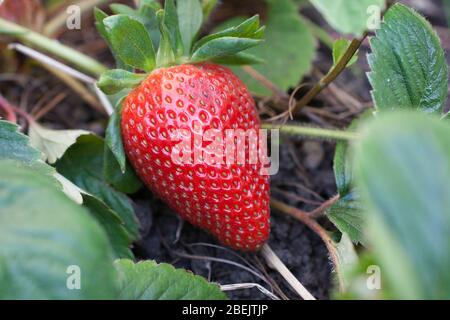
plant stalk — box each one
[0,17,107,77]
[292,34,367,113]
[262,123,358,141]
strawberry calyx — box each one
[96,0,265,95]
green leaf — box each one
[333,115,366,195]
[82,193,133,259]
[94,8,131,71]
[211,52,265,65]
[326,192,365,245]
[156,9,176,66]
[104,146,142,194]
[0,120,40,164]
[139,3,161,49]
[163,0,184,57]
[333,135,352,196]
[191,37,262,62]
[310,0,385,36]
[106,104,126,172]
[334,232,359,290]
[368,3,448,114]
[177,0,203,54]
[194,15,263,52]
[56,135,140,240]
[104,14,156,72]
[354,111,450,299]
[110,3,136,15]
[201,0,218,21]
[115,259,227,300]
[0,160,117,299]
[332,38,358,67]
[98,69,146,95]
[215,0,315,95]
[28,123,89,164]
[0,121,84,203]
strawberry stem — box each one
[0,17,107,77]
[262,123,358,141]
[260,244,316,300]
[291,34,367,113]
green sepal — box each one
[191,36,263,63]
[163,0,184,58]
[94,8,132,71]
[156,10,176,67]
[192,15,263,52]
[103,14,156,72]
[211,52,265,65]
[97,69,146,95]
[105,99,127,173]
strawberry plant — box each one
[0,0,450,301]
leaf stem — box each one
[0,95,17,123]
[0,94,35,124]
[292,33,367,113]
[262,122,358,141]
[0,17,107,76]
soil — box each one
[1,0,449,300]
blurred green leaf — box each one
[201,0,218,21]
[368,3,448,114]
[335,232,359,290]
[110,3,136,15]
[0,160,117,299]
[115,259,227,300]
[310,0,385,36]
[354,111,450,299]
[104,14,156,72]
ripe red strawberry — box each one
[97,0,269,250]
[121,63,270,250]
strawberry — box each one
[97,0,270,250]
[121,63,270,250]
